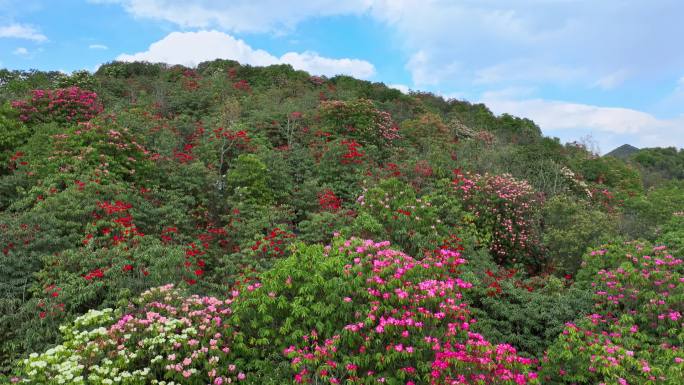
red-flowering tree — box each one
[11,87,103,124]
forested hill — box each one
[1,60,683,384]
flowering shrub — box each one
[15,285,244,385]
[348,178,455,256]
[11,87,103,124]
[317,138,371,200]
[281,238,538,384]
[455,172,544,268]
[319,99,400,147]
[233,79,252,93]
[233,237,539,384]
[16,119,154,184]
[542,243,684,384]
[339,139,365,165]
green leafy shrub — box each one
[542,195,617,274]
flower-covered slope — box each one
[16,238,541,385]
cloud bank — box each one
[116,30,375,79]
[0,23,47,41]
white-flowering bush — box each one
[15,285,244,385]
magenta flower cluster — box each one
[285,239,539,384]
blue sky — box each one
[2,0,684,153]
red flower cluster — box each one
[340,140,364,165]
[212,127,250,143]
[184,242,207,285]
[233,79,252,92]
[318,189,342,211]
[160,226,178,243]
[250,227,295,258]
[94,200,144,245]
[383,162,402,177]
[413,160,433,178]
[84,268,105,281]
[97,200,132,215]
[182,69,200,90]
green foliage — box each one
[226,154,274,205]
[542,195,618,273]
[0,102,29,174]
[297,211,352,244]
[466,273,593,358]
[319,98,399,149]
[346,178,466,256]
[230,240,366,360]
[658,214,684,256]
[572,154,643,193]
[57,70,98,90]
[631,146,684,184]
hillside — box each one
[605,143,639,159]
[1,61,683,384]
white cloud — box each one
[0,23,47,41]
[483,97,658,135]
[480,91,684,151]
[90,0,373,33]
[12,47,28,56]
[406,50,460,87]
[89,44,108,50]
[387,83,409,94]
[677,76,684,93]
[279,51,375,79]
[593,69,630,90]
[474,59,585,85]
[367,1,684,91]
[116,30,375,78]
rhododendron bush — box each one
[454,172,544,268]
[231,237,540,384]
[319,99,400,148]
[542,243,684,384]
[11,86,103,124]
[16,285,243,385]
[280,238,539,385]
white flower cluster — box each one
[560,166,592,198]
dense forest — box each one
[0,61,682,384]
